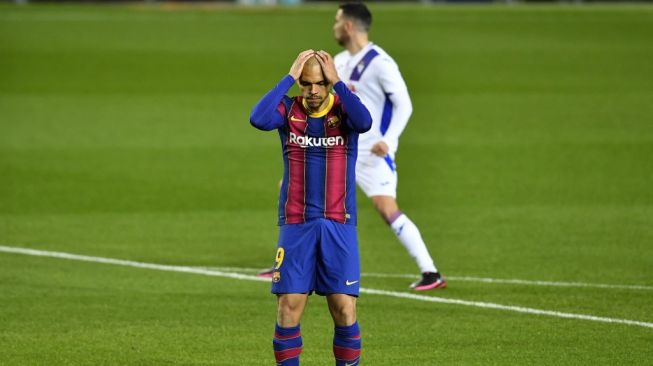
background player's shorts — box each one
[355,152,397,198]
[271,218,360,296]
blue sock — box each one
[273,323,303,365]
[333,321,361,366]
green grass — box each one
[1,3,653,365]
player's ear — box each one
[345,19,354,33]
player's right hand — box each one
[289,50,315,80]
[315,50,340,85]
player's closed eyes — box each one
[300,81,326,87]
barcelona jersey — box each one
[250,74,372,226]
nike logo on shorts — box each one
[346,280,359,286]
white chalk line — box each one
[199,267,653,292]
[1,245,652,330]
[0,245,269,283]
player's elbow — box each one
[405,102,413,118]
[352,110,372,133]
[361,112,373,132]
[398,97,413,119]
[249,110,272,131]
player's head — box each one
[299,55,331,112]
[334,2,372,46]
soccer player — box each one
[250,50,372,366]
[333,2,446,290]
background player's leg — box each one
[327,294,361,366]
[371,195,446,290]
[372,195,437,273]
[274,294,308,365]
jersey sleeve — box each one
[375,58,413,153]
[333,81,372,133]
[250,74,295,131]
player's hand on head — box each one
[315,50,340,85]
[289,49,315,80]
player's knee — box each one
[279,299,301,314]
[372,197,399,222]
[328,297,357,326]
[375,203,400,224]
[277,295,306,326]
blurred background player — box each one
[333,2,445,291]
[250,50,371,366]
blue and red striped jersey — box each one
[250,74,372,225]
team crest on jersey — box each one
[327,115,340,128]
[356,62,366,74]
[272,271,281,283]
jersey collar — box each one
[302,93,334,118]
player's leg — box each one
[327,294,361,366]
[315,220,362,366]
[370,194,438,273]
[371,195,446,290]
[271,222,318,365]
[274,294,307,366]
[356,156,445,290]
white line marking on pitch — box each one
[200,266,653,291]
[361,272,653,291]
[0,245,269,283]
[1,245,652,330]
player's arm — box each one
[376,59,413,152]
[316,50,372,133]
[249,75,294,131]
[334,81,372,133]
[250,50,315,131]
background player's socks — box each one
[389,213,438,274]
[273,324,303,366]
[333,321,361,366]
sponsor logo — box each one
[272,271,281,283]
[288,132,344,148]
[290,115,306,123]
[327,115,340,128]
[345,280,359,286]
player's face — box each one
[333,9,349,46]
[299,65,330,112]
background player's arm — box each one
[375,59,413,153]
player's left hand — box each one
[315,50,340,85]
[371,141,389,157]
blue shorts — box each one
[270,218,360,296]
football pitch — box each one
[1,3,652,365]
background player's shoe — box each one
[410,272,446,291]
[257,267,275,278]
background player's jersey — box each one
[334,43,413,161]
[250,75,372,226]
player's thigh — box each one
[271,222,318,294]
[315,220,360,296]
[355,155,397,198]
